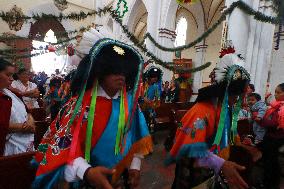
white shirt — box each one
[2,89,34,156]
[11,80,39,108]
[64,86,142,182]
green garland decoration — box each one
[0,6,112,22]
[108,9,211,73]
[1,0,279,72]
[115,0,129,19]
[264,0,284,21]
[1,51,49,59]
[140,0,280,52]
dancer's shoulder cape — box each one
[33,89,153,188]
[166,101,240,165]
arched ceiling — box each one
[179,0,224,29]
[132,1,148,42]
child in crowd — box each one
[247,93,267,145]
[238,83,255,120]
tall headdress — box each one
[201,44,250,152]
[68,28,144,162]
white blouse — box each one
[11,80,39,109]
[3,89,34,156]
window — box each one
[175,17,188,47]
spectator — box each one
[261,83,284,188]
[58,70,76,106]
[161,81,170,101]
[247,83,255,94]
[239,83,255,120]
[0,59,35,156]
[11,68,40,109]
[45,77,62,121]
[247,93,267,145]
[165,80,180,103]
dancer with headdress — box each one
[140,65,162,142]
[167,48,252,189]
[32,29,152,189]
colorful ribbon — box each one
[85,82,98,162]
[115,87,128,155]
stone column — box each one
[245,0,275,96]
[226,0,275,96]
[191,43,207,101]
[226,0,252,58]
[156,28,175,81]
[145,1,160,53]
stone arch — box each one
[29,18,68,41]
[161,0,179,31]
[125,0,148,33]
[16,2,74,38]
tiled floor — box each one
[138,131,174,189]
[138,130,284,189]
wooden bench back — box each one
[30,108,46,121]
[34,121,50,149]
[0,152,36,189]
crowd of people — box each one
[0,29,283,189]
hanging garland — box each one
[115,0,129,19]
[108,9,211,73]
[0,6,112,23]
[176,0,199,5]
[140,0,280,52]
[54,0,68,11]
[1,51,49,59]
[0,0,280,72]
[264,0,284,21]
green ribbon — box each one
[85,82,98,162]
[115,90,126,155]
[213,90,229,146]
[66,83,87,133]
[230,96,243,144]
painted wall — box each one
[0,0,95,38]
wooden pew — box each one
[164,109,188,151]
[34,121,50,149]
[154,102,194,130]
[0,152,36,189]
[30,108,46,122]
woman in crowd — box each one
[0,59,35,156]
[165,80,179,103]
[261,83,284,189]
[161,81,170,101]
[11,68,40,109]
[32,31,152,189]
[45,77,62,121]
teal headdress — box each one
[67,29,145,162]
[210,53,250,152]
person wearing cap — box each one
[166,50,256,189]
[32,31,152,189]
[140,66,162,142]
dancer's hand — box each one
[221,161,248,189]
[128,169,140,188]
[85,166,115,189]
